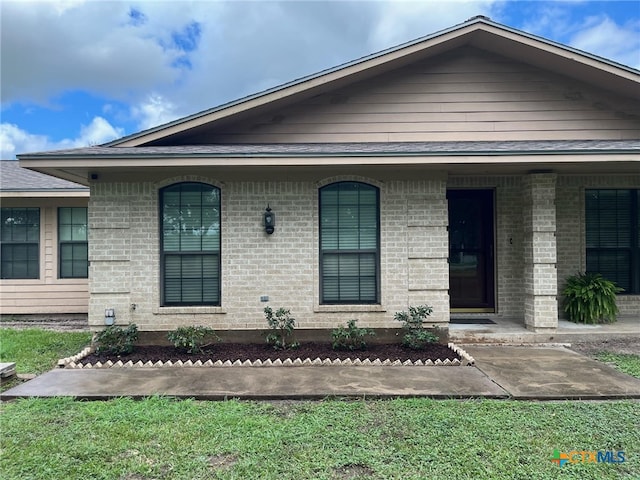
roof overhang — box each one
[19,145,640,183]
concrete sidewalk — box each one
[2,345,640,400]
[465,345,640,400]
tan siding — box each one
[0,197,89,315]
[196,48,640,144]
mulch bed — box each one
[82,342,461,365]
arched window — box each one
[160,183,221,306]
[319,182,379,304]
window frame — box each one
[1,207,40,280]
[319,181,380,305]
[585,188,639,294]
[159,182,222,307]
[58,207,89,279]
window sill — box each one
[314,304,386,313]
[153,306,226,315]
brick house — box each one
[18,17,639,336]
[0,161,89,315]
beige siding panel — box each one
[219,119,637,135]
[198,48,640,144]
[245,109,627,125]
[0,197,89,315]
[0,283,89,314]
[214,129,634,143]
[0,282,88,293]
[292,101,605,114]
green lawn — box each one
[1,397,638,480]
[594,352,640,379]
[0,328,92,374]
[1,328,638,479]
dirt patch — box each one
[0,315,88,332]
[569,337,640,357]
[333,463,376,479]
[208,454,238,471]
[81,342,461,365]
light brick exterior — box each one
[87,171,640,333]
[88,174,450,332]
[522,173,558,331]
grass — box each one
[1,397,638,479]
[594,352,640,379]
[0,328,638,479]
[0,328,92,374]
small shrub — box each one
[167,326,220,354]
[264,306,298,350]
[94,324,138,355]
[563,272,623,324]
[394,305,438,349]
[332,319,375,351]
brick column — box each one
[406,178,450,325]
[522,173,558,331]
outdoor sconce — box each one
[104,308,115,326]
[264,205,275,235]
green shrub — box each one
[94,324,138,355]
[167,326,220,354]
[331,319,375,351]
[394,305,438,349]
[563,272,623,324]
[264,306,298,350]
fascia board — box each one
[18,153,640,169]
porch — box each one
[448,314,638,344]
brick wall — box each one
[88,175,450,332]
[87,172,640,332]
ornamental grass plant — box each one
[562,272,623,324]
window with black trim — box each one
[59,207,88,278]
[319,182,379,304]
[161,183,221,306]
[585,189,639,294]
[1,207,40,279]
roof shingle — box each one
[0,160,88,191]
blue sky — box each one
[1,0,639,158]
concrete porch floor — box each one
[449,314,639,344]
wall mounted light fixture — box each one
[264,205,275,234]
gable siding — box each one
[199,48,640,144]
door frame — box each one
[447,188,497,313]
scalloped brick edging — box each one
[58,343,475,369]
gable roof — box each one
[17,16,640,181]
[106,15,640,148]
[0,160,88,197]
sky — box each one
[1,0,639,159]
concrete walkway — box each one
[465,346,640,400]
[2,345,640,400]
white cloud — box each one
[76,117,124,146]
[0,1,193,105]
[570,16,640,69]
[0,117,123,158]
[130,94,180,131]
[368,1,496,51]
[517,7,640,69]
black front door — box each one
[448,189,495,310]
